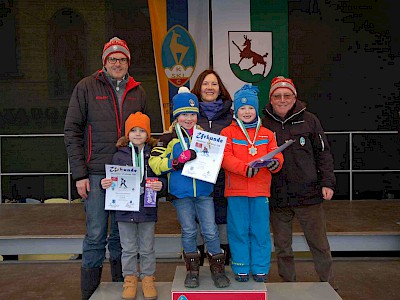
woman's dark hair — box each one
[191,69,232,101]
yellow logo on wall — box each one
[161,25,197,87]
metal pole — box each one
[209,0,213,69]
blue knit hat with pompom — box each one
[172,86,199,119]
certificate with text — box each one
[182,128,227,184]
[104,164,141,211]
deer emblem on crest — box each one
[162,25,196,88]
[170,30,189,65]
[232,35,269,76]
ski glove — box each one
[246,167,259,178]
[266,159,280,172]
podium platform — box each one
[90,266,342,300]
[90,282,173,299]
[266,282,342,300]
[172,266,266,300]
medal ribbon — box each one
[234,116,262,154]
[129,142,144,182]
[175,123,191,151]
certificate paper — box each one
[182,128,227,184]
[248,139,295,168]
[104,164,141,211]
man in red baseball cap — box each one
[64,37,148,300]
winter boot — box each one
[252,273,268,283]
[235,273,250,282]
[142,275,158,300]
[183,252,200,288]
[207,252,230,288]
[81,266,102,300]
[110,258,124,282]
[122,275,138,300]
[220,244,231,266]
[197,244,206,266]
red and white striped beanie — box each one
[102,37,131,65]
[269,76,297,98]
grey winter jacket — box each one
[64,70,147,181]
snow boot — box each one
[142,275,158,300]
[207,252,230,288]
[81,266,102,300]
[122,275,138,300]
[183,252,200,288]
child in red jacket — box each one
[220,84,284,283]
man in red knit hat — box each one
[64,37,148,300]
[262,76,338,290]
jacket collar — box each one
[95,69,141,90]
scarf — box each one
[199,99,223,120]
[238,116,259,129]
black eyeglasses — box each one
[107,57,128,65]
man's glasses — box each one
[107,57,128,65]
[271,93,294,100]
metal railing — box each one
[326,131,399,200]
[0,131,398,202]
[0,134,71,202]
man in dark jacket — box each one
[64,37,147,300]
[262,76,337,290]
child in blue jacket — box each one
[149,87,230,289]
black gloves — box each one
[246,167,259,178]
[266,159,280,171]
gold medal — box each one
[235,116,261,158]
[249,146,257,156]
